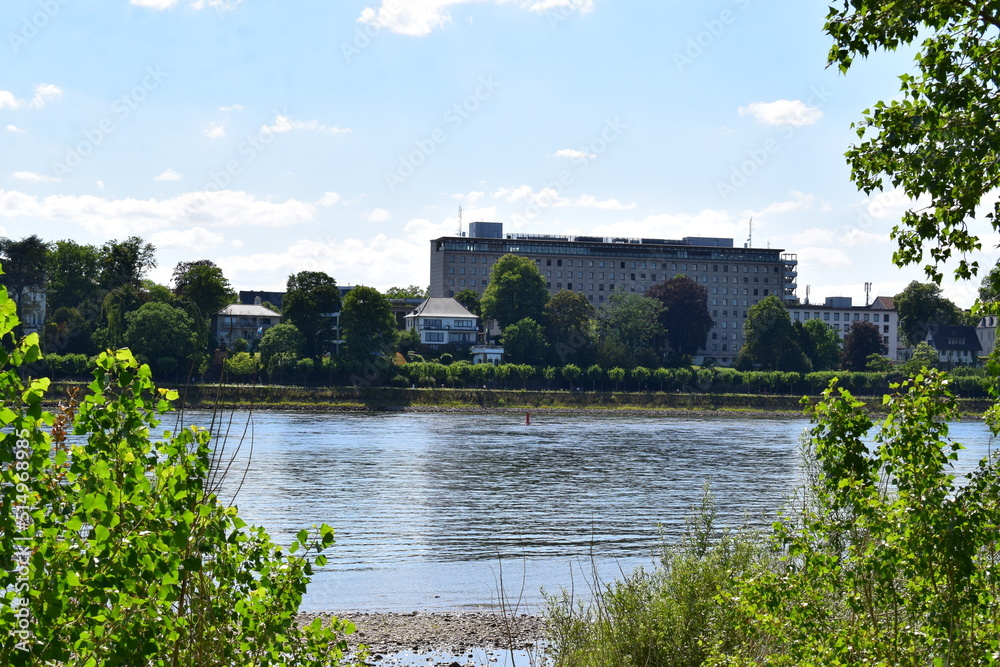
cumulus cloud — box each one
[746,191,815,218]
[0,84,62,110]
[129,0,178,9]
[367,208,392,222]
[317,192,341,207]
[0,189,315,238]
[204,121,226,138]
[797,246,853,268]
[13,171,60,183]
[6,125,25,134]
[153,168,183,181]
[554,148,595,160]
[359,0,593,37]
[574,194,636,210]
[219,104,245,112]
[150,227,224,250]
[451,190,486,204]
[261,114,350,134]
[738,100,823,127]
[839,229,888,246]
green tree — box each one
[647,276,712,358]
[894,281,963,346]
[480,254,549,330]
[123,301,198,377]
[99,236,156,290]
[340,285,397,363]
[562,363,582,388]
[607,366,625,391]
[383,285,428,299]
[172,259,237,319]
[0,235,50,325]
[398,327,421,356]
[259,323,303,373]
[736,295,809,372]
[46,239,102,312]
[585,363,603,391]
[95,283,150,350]
[598,293,665,364]
[453,289,482,317]
[501,317,548,366]
[796,319,841,371]
[283,271,342,359]
[904,340,940,375]
[0,291,361,666]
[544,289,595,365]
[841,320,888,371]
[866,353,893,372]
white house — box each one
[787,295,902,361]
[211,302,282,347]
[404,298,478,349]
[470,344,504,365]
[977,315,998,358]
[18,286,46,336]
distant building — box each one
[239,290,285,311]
[977,315,998,357]
[212,303,282,347]
[18,287,46,336]
[471,344,504,365]
[430,222,797,366]
[404,298,479,349]
[787,295,902,361]
[925,324,982,367]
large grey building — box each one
[429,222,798,366]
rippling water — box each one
[174,410,994,612]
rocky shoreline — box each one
[299,611,547,655]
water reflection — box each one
[182,411,992,611]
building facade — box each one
[925,325,982,367]
[430,222,798,366]
[787,295,901,361]
[211,303,282,347]
[404,297,479,349]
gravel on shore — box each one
[298,611,547,655]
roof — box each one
[870,296,895,310]
[215,304,282,318]
[926,325,982,352]
[404,297,476,320]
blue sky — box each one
[1,0,991,307]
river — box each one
[178,410,995,613]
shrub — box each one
[0,288,363,665]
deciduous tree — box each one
[895,281,963,346]
[0,234,50,309]
[544,289,594,365]
[480,254,548,330]
[340,285,397,362]
[453,289,482,317]
[598,293,665,363]
[283,271,342,359]
[647,276,712,358]
[841,320,887,371]
[796,319,841,371]
[501,317,548,366]
[736,295,809,372]
[123,301,198,377]
[383,285,428,299]
[825,2,1000,282]
[172,259,237,319]
[99,236,156,290]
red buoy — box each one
[525,412,531,425]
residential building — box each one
[212,302,281,347]
[787,295,902,361]
[925,325,982,367]
[239,290,285,311]
[18,286,46,336]
[429,221,798,366]
[977,315,998,357]
[471,344,504,365]
[404,298,479,349]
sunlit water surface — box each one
[172,410,995,613]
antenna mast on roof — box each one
[865,282,872,307]
[747,218,753,248]
[458,205,463,236]
[806,285,811,306]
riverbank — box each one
[40,382,995,417]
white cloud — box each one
[451,190,486,204]
[204,121,226,138]
[780,227,835,249]
[746,191,815,218]
[838,229,888,247]
[860,188,932,221]
[797,246,853,268]
[153,168,183,181]
[6,125,25,134]
[317,192,341,207]
[494,185,570,208]
[129,0,178,8]
[13,171,60,183]
[230,239,244,248]
[738,100,823,127]
[96,180,106,190]
[0,84,62,110]
[585,209,739,241]
[261,114,350,134]
[367,208,392,222]
[0,189,316,238]
[218,104,244,112]
[574,194,636,210]
[359,0,593,36]
[150,226,224,250]
[554,148,595,160]
[190,0,245,10]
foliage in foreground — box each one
[546,370,1000,666]
[0,285,362,665]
